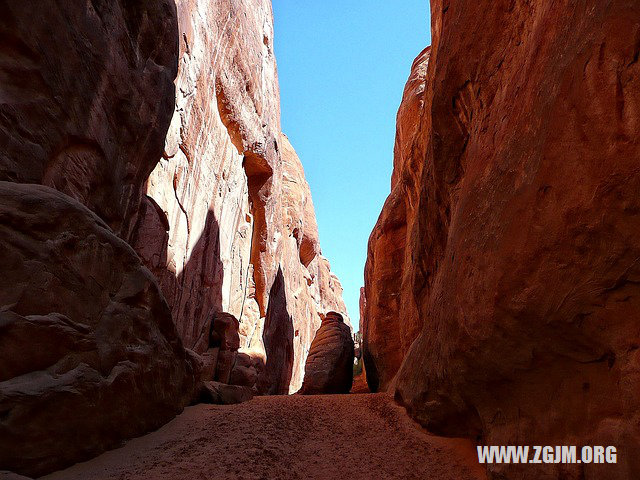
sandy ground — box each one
[43,393,486,480]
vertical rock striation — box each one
[363,1,640,478]
[132,0,350,394]
[132,0,283,355]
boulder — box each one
[210,313,240,351]
[0,182,195,477]
[298,312,354,395]
[198,382,254,406]
[235,351,266,390]
[230,365,259,388]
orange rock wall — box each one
[363,1,640,478]
[362,47,430,392]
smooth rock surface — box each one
[298,312,354,395]
[363,1,640,479]
[0,183,195,477]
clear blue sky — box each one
[272,2,431,331]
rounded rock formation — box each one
[298,312,354,395]
[0,182,195,477]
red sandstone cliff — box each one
[132,1,350,394]
[362,47,430,392]
[0,0,349,476]
[362,1,640,479]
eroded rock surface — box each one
[133,0,350,394]
[0,3,193,476]
[0,0,350,475]
[0,0,179,240]
[0,183,195,478]
[198,311,263,397]
[298,312,354,395]
[363,1,640,479]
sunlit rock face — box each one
[364,1,640,478]
[132,0,281,355]
[131,0,350,394]
[276,135,352,393]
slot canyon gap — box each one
[0,1,639,480]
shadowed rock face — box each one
[0,183,195,478]
[210,312,241,352]
[0,1,193,477]
[0,0,179,240]
[259,268,295,395]
[0,0,351,476]
[363,1,640,479]
[298,312,354,395]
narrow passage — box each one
[44,394,485,480]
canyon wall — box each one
[132,0,350,394]
[0,183,195,477]
[0,2,195,476]
[0,0,349,475]
[363,0,640,478]
[0,0,178,240]
[362,47,430,392]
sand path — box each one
[44,393,486,480]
